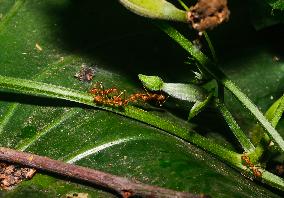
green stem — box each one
[126,106,238,166]
[0,75,92,105]
[177,0,220,103]
[223,79,284,151]
[203,32,217,62]
[175,1,217,63]
[157,21,284,152]
[215,98,255,152]
[0,75,283,190]
[177,0,189,10]
[175,1,222,104]
[249,146,264,162]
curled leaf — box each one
[119,0,186,22]
[162,83,207,102]
[138,74,207,103]
[138,74,164,91]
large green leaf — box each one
[0,0,283,197]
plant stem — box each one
[156,21,284,152]
[223,79,284,151]
[214,98,255,152]
[0,147,204,198]
[125,106,239,167]
[203,32,217,62]
[175,1,217,63]
[0,75,92,105]
[177,0,189,10]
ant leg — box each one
[158,95,169,106]
[142,86,151,97]
[116,90,126,98]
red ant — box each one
[89,82,167,107]
[128,92,167,106]
[241,153,262,178]
[107,91,129,107]
[90,84,128,107]
[93,95,105,105]
[89,82,119,96]
[93,95,128,107]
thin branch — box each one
[177,0,189,10]
[214,98,255,152]
[0,147,208,198]
[203,32,217,62]
[223,79,284,151]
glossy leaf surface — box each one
[0,0,283,197]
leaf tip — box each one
[138,74,164,91]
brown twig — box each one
[0,147,209,198]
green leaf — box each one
[138,74,207,102]
[138,74,210,118]
[138,74,164,91]
[119,0,186,22]
[0,0,283,197]
[162,83,207,102]
[265,94,284,128]
[189,93,212,120]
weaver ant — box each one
[128,92,167,106]
[89,82,119,96]
[241,153,262,178]
[90,83,128,107]
[89,82,167,108]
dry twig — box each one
[0,147,209,198]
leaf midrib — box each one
[0,56,79,149]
